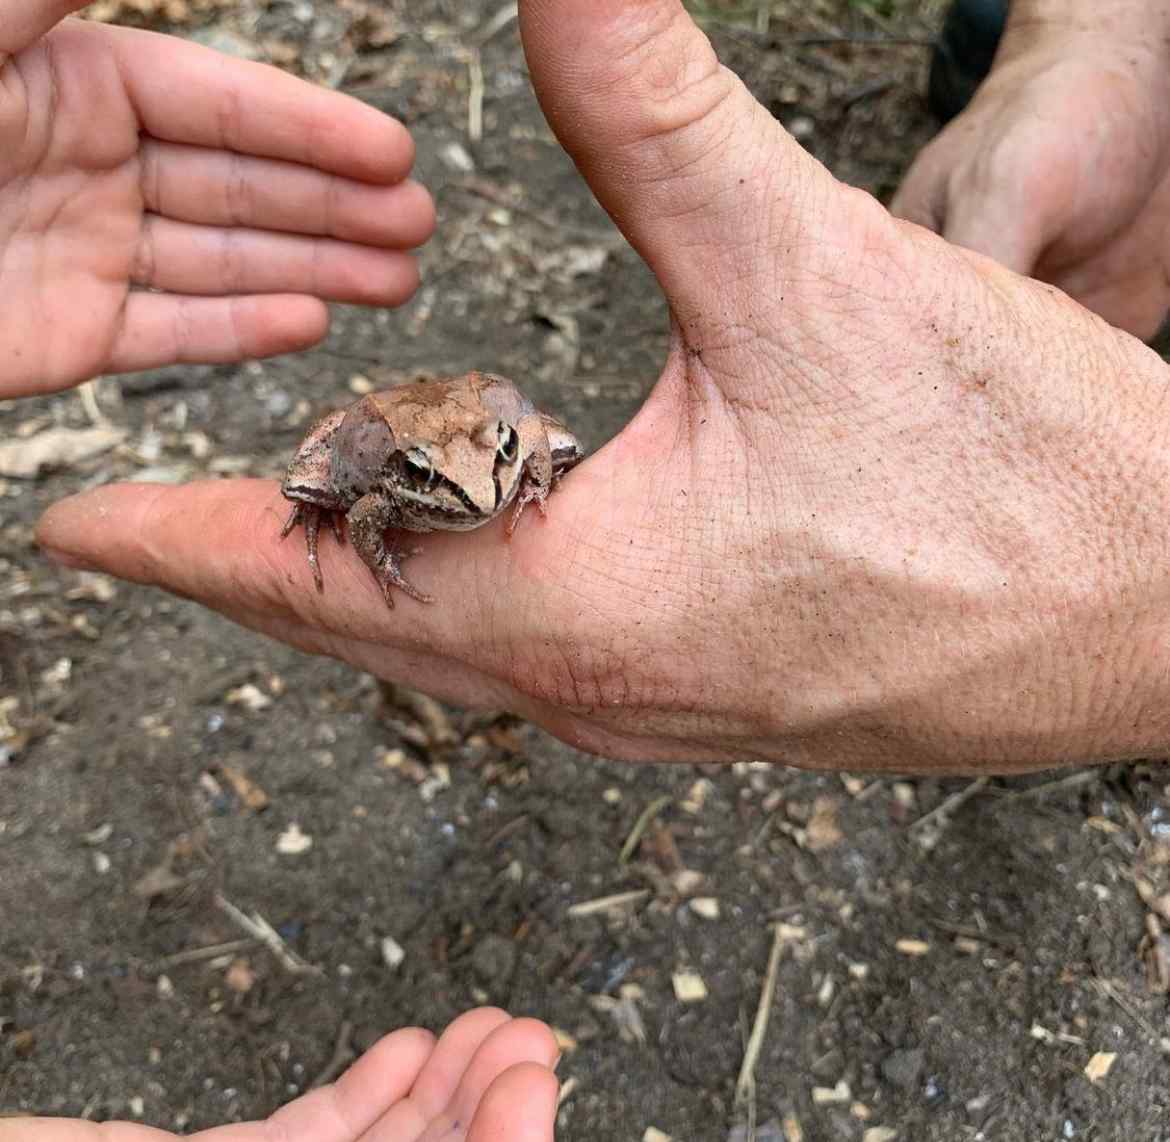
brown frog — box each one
[280,372,584,606]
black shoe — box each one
[928,0,1009,122]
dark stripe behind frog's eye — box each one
[497,423,519,463]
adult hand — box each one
[0,0,433,399]
[37,0,1170,773]
[0,1009,558,1142]
[892,0,1170,340]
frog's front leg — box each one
[281,504,345,592]
[506,430,555,537]
[346,494,433,607]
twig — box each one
[993,771,1097,801]
[214,893,321,976]
[928,917,1017,950]
[735,922,787,1114]
[467,49,484,144]
[474,2,519,46]
[446,178,622,243]
[149,938,259,970]
[310,1021,355,1088]
[1093,977,1169,1050]
[567,889,649,918]
[755,0,769,37]
[910,777,990,834]
[77,380,109,426]
[619,795,672,865]
[484,814,529,849]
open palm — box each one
[0,1009,558,1142]
[0,4,434,398]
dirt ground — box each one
[4,1,1170,1139]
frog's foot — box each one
[373,546,434,608]
[280,504,343,592]
[506,482,550,537]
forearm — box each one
[998,0,1170,65]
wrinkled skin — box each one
[37,0,1170,775]
[892,0,1170,340]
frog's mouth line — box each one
[397,480,491,519]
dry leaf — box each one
[0,426,126,478]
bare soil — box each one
[4,2,1170,1139]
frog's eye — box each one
[403,449,437,488]
[497,422,519,464]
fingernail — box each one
[40,546,97,572]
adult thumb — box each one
[518,0,840,333]
[0,0,90,62]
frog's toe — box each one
[374,548,433,607]
[280,503,303,539]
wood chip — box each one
[276,823,313,855]
[863,1129,898,1142]
[567,889,649,918]
[552,1027,578,1054]
[220,764,269,811]
[672,970,708,1003]
[225,684,272,712]
[811,1080,851,1104]
[643,1130,672,1142]
[804,797,843,851]
[895,938,930,957]
[1084,1052,1117,1083]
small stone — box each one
[128,1096,145,1118]
[689,897,720,920]
[863,1129,898,1142]
[881,1048,925,1090]
[643,1130,672,1142]
[224,959,255,995]
[439,141,475,173]
[380,936,405,971]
